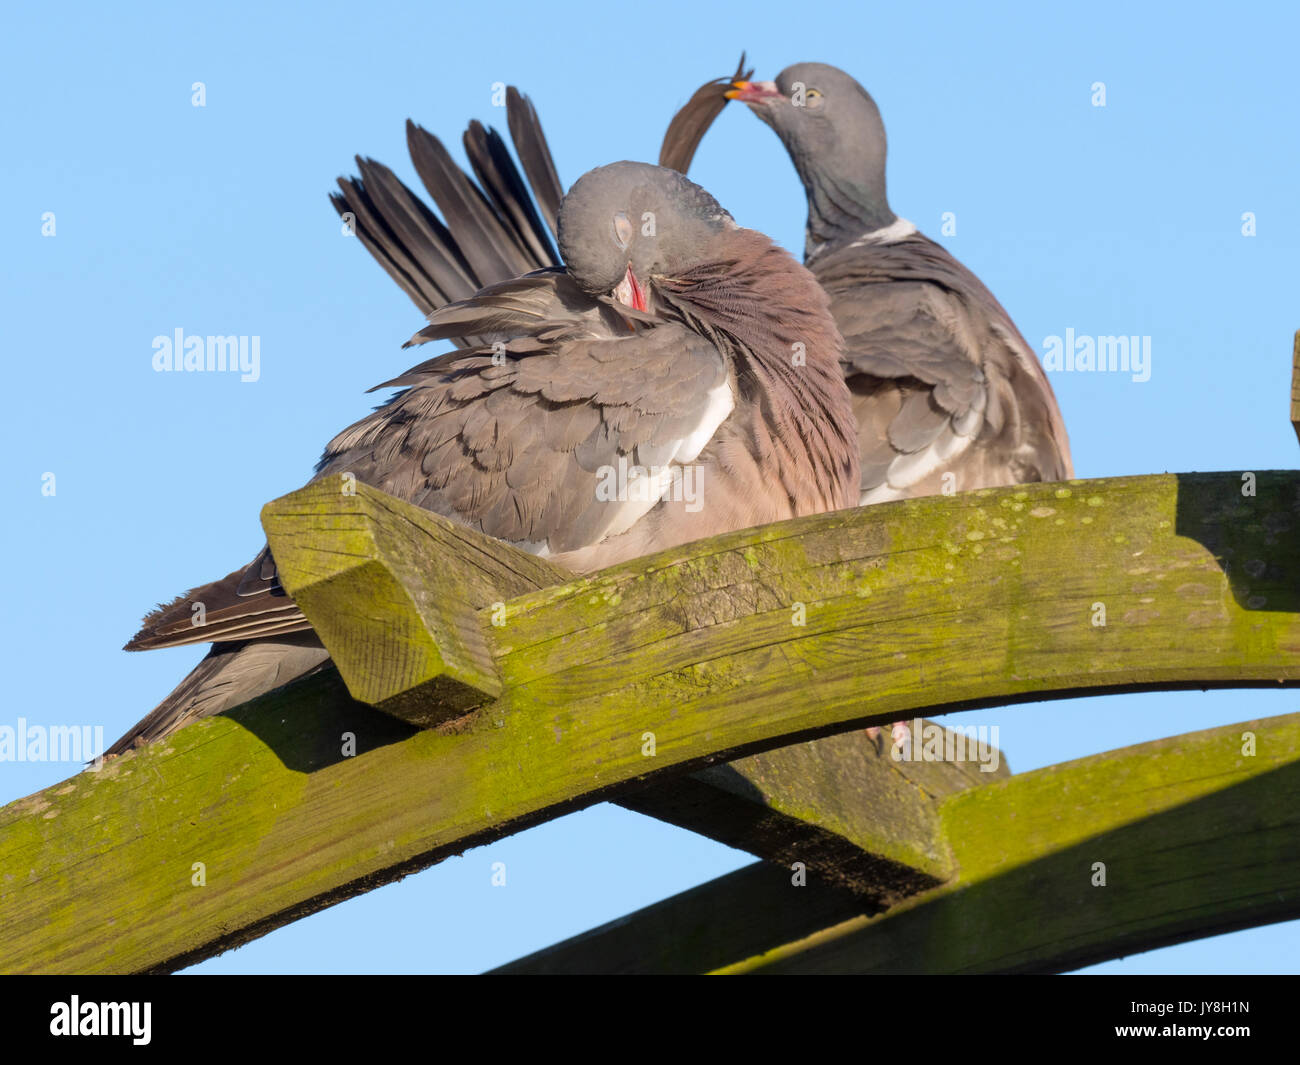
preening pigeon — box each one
[109,160,858,755]
[661,61,1074,749]
[339,67,1071,506]
[662,61,1073,502]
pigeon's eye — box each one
[805,88,824,109]
[612,211,634,250]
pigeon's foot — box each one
[866,721,912,756]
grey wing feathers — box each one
[330,155,479,317]
[814,233,1072,501]
[463,118,557,267]
[317,282,730,554]
[125,559,310,651]
[505,87,563,239]
[119,90,586,746]
[128,275,728,651]
[330,89,562,327]
[105,634,330,757]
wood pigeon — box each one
[663,61,1074,503]
[109,159,858,755]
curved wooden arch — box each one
[0,470,1296,973]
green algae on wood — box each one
[1,472,1297,974]
[621,721,1007,900]
[262,479,573,724]
[711,711,1300,974]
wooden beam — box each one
[271,469,1300,895]
[489,861,873,975]
[619,723,1007,903]
[495,720,1010,973]
[262,476,569,724]
[264,483,1008,900]
[1,472,1296,973]
[720,710,1300,973]
[504,711,1300,974]
[484,470,1300,736]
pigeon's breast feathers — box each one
[659,224,859,515]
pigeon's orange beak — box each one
[724,79,781,103]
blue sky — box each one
[2,0,1297,973]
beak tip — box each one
[725,79,778,104]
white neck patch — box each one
[849,217,917,247]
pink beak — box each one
[614,264,647,313]
[724,79,782,103]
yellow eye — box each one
[805,88,824,108]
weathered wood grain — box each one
[716,711,1300,973]
[266,470,1300,901]
[490,861,875,975]
[620,724,1007,901]
[0,472,1296,973]
[263,481,1017,898]
[262,478,571,724]
[507,712,1300,974]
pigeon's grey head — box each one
[558,161,734,313]
[727,62,895,247]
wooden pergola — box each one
[2,336,1298,975]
